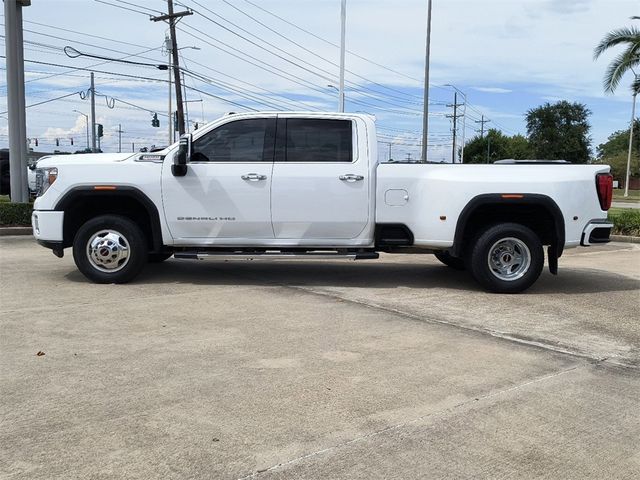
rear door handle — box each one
[241,173,267,181]
[339,174,364,182]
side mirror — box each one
[171,134,192,177]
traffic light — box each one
[194,122,199,130]
[55,138,59,147]
[34,138,38,147]
[97,124,104,138]
[151,113,160,128]
[70,138,74,146]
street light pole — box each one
[624,88,637,197]
[73,110,89,150]
[339,0,346,113]
[421,0,433,163]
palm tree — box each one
[594,18,640,196]
[594,19,640,93]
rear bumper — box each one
[580,221,613,246]
[32,210,64,242]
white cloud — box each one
[472,87,513,94]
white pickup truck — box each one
[31,112,613,293]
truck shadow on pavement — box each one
[68,259,639,295]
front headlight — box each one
[35,167,58,196]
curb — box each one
[611,235,640,244]
[0,226,32,236]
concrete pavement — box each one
[1,237,639,479]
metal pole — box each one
[90,72,96,152]
[4,0,30,203]
[167,0,186,136]
[166,34,172,144]
[118,123,122,153]
[16,4,28,202]
[624,91,637,197]
[338,0,346,112]
[388,142,392,161]
[451,92,457,163]
[421,0,432,163]
[460,100,467,164]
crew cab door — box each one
[271,117,369,240]
[161,117,276,241]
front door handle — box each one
[339,174,364,182]
[241,173,267,181]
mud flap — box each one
[547,245,558,275]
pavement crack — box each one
[285,284,640,369]
[236,365,583,479]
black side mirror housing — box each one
[171,134,191,177]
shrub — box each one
[0,202,33,226]
[608,209,640,236]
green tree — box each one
[593,19,640,93]
[525,101,592,163]
[593,120,640,180]
[463,129,532,164]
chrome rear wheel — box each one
[487,237,531,281]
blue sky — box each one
[0,0,638,162]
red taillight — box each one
[596,173,613,211]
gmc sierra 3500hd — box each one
[31,112,613,293]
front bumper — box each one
[580,221,613,246]
[32,210,64,242]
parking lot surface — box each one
[1,237,639,479]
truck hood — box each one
[36,152,135,168]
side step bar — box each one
[174,250,379,261]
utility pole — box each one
[486,136,491,164]
[406,152,412,162]
[116,124,123,153]
[448,92,458,163]
[624,89,637,197]
[421,0,433,163]
[475,115,490,139]
[338,0,346,112]
[165,34,172,144]
[132,142,135,153]
[446,92,465,163]
[4,0,30,203]
[90,72,97,152]
[387,142,392,161]
[151,1,192,137]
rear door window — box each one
[282,119,353,162]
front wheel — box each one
[468,223,544,294]
[73,215,148,284]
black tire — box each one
[468,223,544,294]
[73,214,148,284]
[434,251,466,270]
[148,252,173,263]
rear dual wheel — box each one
[468,223,544,294]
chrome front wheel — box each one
[73,215,148,284]
[86,229,131,273]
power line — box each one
[188,0,424,106]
